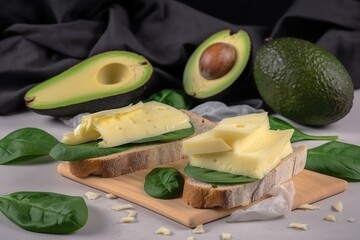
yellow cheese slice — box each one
[62,102,144,145]
[182,112,268,155]
[182,131,231,155]
[213,112,269,152]
[62,101,191,147]
[188,129,294,179]
[216,112,268,135]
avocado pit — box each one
[199,42,237,80]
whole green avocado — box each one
[253,37,354,126]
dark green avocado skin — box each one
[29,84,147,117]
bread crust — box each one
[182,145,307,209]
[68,110,215,178]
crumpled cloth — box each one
[228,181,295,222]
[1,0,359,115]
[190,101,263,122]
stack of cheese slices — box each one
[181,112,306,209]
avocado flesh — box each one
[183,29,251,99]
[25,51,152,117]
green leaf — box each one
[269,117,338,142]
[183,164,258,185]
[50,126,194,161]
[0,192,88,234]
[50,141,133,161]
[145,89,192,109]
[144,167,184,199]
[0,128,59,164]
[305,141,360,182]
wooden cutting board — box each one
[57,160,348,228]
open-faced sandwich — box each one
[181,112,307,209]
[51,101,215,178]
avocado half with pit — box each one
[183,29,251,99]
[25,51,152,117]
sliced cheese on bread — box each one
[182,144,307,209]
[187,129,294,179]
[63,101,192,148]
[183,112,294,179]
[181,112,306,209]
[67,110,216,178]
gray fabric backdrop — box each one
[0,0,359,115]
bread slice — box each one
[182,144,307,209]
[67,111,215,178]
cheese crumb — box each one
[332,201,343,212]
[186,237,195,240]
[154,227,172,236]
[120,216,136,223]
[288,223,308,230]
[297,203,321,210]
[85,191,100,200]
[221,232,232,240]
[105,193,118,199]
[112,204,134,211]
[347,218,356,223]
[119,209,137,223]
[127,210,137,217]
[324,214,336,222]
[192,224,205,234]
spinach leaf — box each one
[0,128,59,164]
[50,141,132,161]
[269,117,338,142]
[184,164,258,185]
[145,89,192,110]
[50,126,194,161]
[305,141,360,182]
[0,191,88,234]
[144,167,184,199]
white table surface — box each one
[1,90,359,240]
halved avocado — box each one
[183,29,251,99]
[24,51,152,117]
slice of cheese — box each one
[95,101,191,147]
[62,102,144,145]
[188,129,294,179]
[213,112,269,152]
[216,112,268,136]
[62,101,191,148]
[182,131,231,155]
[182,112,268,155]
[62,115,100,145]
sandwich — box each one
[52,101,215,178]
[181,112,307,209]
